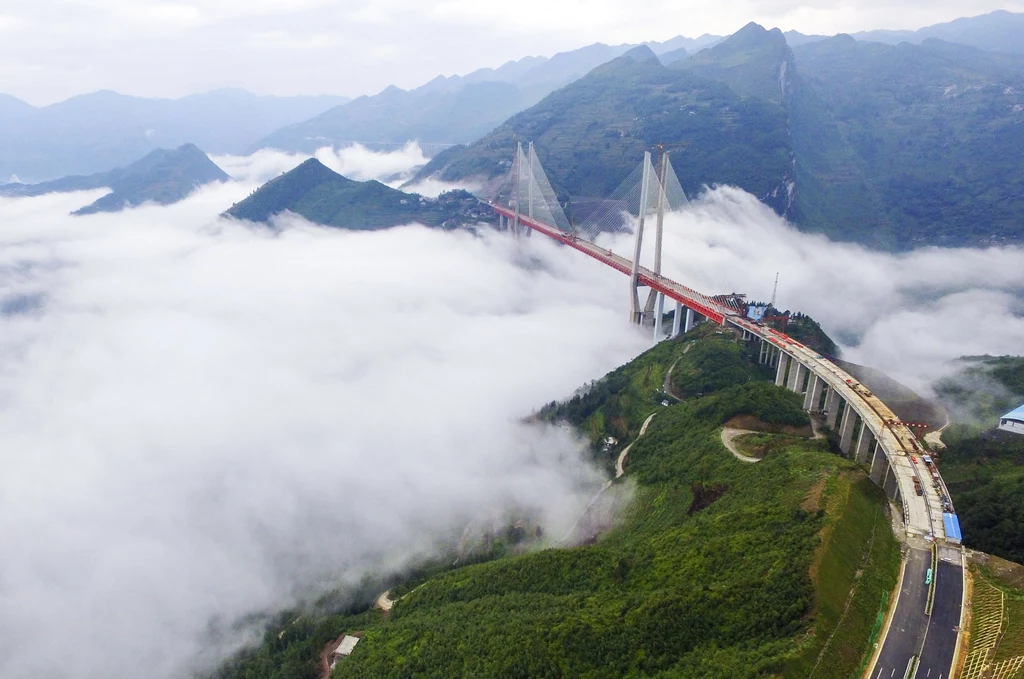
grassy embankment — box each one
[960,555,1024,678]
[212,326,900,679]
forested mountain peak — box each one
[675,21,793,103]
[225,158,481,230]
[0,142,228,214]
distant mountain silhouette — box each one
[782,10,1024,53]
[252,36,706,154]
[0,144,229,214]
[851,10,1024,54]
[0,89,348,183]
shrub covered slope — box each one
[213,326,899,679]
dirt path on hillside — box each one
[616,413,656,478]
[924,410,951,450]
[720,428,762,463]
[810,414,826,440]
[663,359,683,401]
[375,589,394,612]
[662,344,693,402]
[560,411,659,545]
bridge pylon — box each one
[630,151,670,337]
[629,152,652,324]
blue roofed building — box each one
[999,403,1024,435]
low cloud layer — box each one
[213,142,475,196]
[2,154,1023,679]
[597,185,1024,392]
[0,166,647,679]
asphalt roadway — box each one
[917,559,964,679]
[871,548,962,679]
[873,549,932,678]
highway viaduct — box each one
[490,145,967,678]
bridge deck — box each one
[730,318,943,540]
[493,202,948,542]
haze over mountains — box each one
[0,89,347,183]
[250,10,1024,156]
[0,144,229,215]
[252,35,716,153]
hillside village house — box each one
[329,636,361,669]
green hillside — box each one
[673,23,792,104]
[791,37,1024,248]
[225,158,482,229]
[212,325,899,679]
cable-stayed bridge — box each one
[487,143,966,679]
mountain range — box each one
[251,10,1024,160]
[412,20,1024,249]
[252,35,715,153]
[0,144,229,215]
[0,89,347,183]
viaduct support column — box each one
[855,423,873,464]
[788,362,807,393]
[803,374,824,411]
[869,442,886,484]
[672,302,682,337]
[839,408,858,455]
[775,353,791,386]
[825,390,841,428]
[684,308,695,333]
[884,466,899,501]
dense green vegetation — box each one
[540,324,775,460]
[932,355,1024,564]
[940,427,1024,564]
[793,37,1024,248]
[225,159,483,229]
[212,325,899,679]
[0,143,228,214]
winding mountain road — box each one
[617,413,656,478]
[720,428,761,463]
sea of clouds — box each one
[597,186,1024,393]
[1,145,1023,679]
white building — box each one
[999,404,1024,435]
[329,635,361,669]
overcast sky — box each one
[1,0,1023,105]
